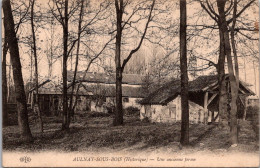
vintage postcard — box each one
[2,0,259,167]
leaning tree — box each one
[3,0,33,142]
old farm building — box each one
[28,80,63,116]
[140,75,255,124]
[67,71,147,112]
[28,71,147,115]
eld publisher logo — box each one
[20,156,31,163]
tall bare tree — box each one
[62,0,69,130]
[30,0,43,134]
[200,0,255,145]
[200,0,255,128]
[49,0,73,130]
[68,0,84,124]
[199,0,227,126]
[2,32,9,127]
[3,0,33,142]
[179,0,189,145]
[113,0,155,126]
[2,0,31,127]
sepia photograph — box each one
[2,0,259,167]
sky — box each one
[3,0,260,96]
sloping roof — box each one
[67,71,146,85]
[140,79,180,105]
[67,84,92,96]
[189,74,255,94]
[140,74,255,105]
[29,79,51,92]
[189,75,219,92]
[82,84,146,98]
[29,78,146,98]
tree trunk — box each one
[253,61,257,94]
[2,35,8,127]
[48,19,54,79]
[113,0,124,126]
[114,70,123,125]
[69,0,84,122]
[3,0,33,142]
[230,0,240,140]
[62,0,69,130]
[216,0,229,128]
[243,97,248,120]
[231,0,239,86]
[180,0,189,146]
[243,57,247,120]
[112,0,154,125]
[217,0,238,145]
[31,0,43,134]
[217,28,227,127]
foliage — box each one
[124,106,140,116]
[106,105,115,114]
[246,106,259,121]
[141,116,150,123]
[246,105,259,140]
[88,111,111,118]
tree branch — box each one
[15,0,31,33]
[55,0,64,25]
[121,0,155,71]
[224,0,233,15]
[199,0,218,23]
[206,0,219,20]
[227,0,255,24]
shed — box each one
[28,80,62,116]
[140,74,254,124]
[247,95,259,107]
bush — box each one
[8,113,18,126]
[141,116,150,123]
[247,106,259,139]
[124,106,140,116]
[106,106,115,114]
[105,102,115,114]
[88,111,111,118]
[246,106,259,121]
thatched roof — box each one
[67,71,146,85]
[140,74,255,105]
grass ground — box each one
[2,111,259,155]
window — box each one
[169,106,176,119]
[123,97,129,103]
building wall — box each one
[106,97,143,109]
[248,98,259,107]
[123,97,142,109]
[75,96,91,111]
[140,95,206,123]
[90,101,107,113]
[36,94,143,114]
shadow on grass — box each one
[3,114,259,153]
